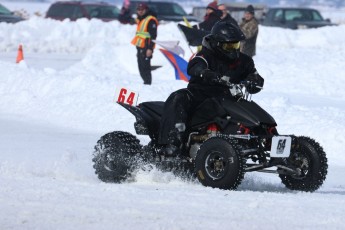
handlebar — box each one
[219,76,263,89]
[218,76,263,99]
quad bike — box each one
[92,78,328,192]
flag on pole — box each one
[183,16,192,28]
[153,40,185,56]
[177,23,210,47]
[159,48,190,82]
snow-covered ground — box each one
[1,2,345,230]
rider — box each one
[158,21,264,156]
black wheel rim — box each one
[205,150,228,180]
[104,156,115,171]
[103,152,117,172]
[290,148,311,179]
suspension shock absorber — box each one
[207,123,219,137]
[237,123,251,134]
[264,126,278,150]
[268,126,278,135]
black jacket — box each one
[187,47,257,100]
[221,14,239,28]
[198,10,222,31]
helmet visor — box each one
[221,41,240,51]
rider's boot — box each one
[160,123,185,157]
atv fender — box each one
[117,102,150,135]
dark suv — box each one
[129,1,199,22]
[0,3,25,23]
[46,1,120,22]
[261,7,336,29]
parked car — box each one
[129,1,199,22]
[46,1,120,22]
[261,7,336,29]
[0,3,25,23]
[192,3,266,24]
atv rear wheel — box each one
[195,137,245,190]
[92,131,142,183]
[279,136,328,192]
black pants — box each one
[158,89,195,145]
[158,85,232,145]
[137,47,152,85]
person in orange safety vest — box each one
[131,3,158,85]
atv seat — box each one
[139,101,165,116]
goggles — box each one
[221,41,240,51]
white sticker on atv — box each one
[270,136,292,158]
[114,87,139,106]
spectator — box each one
[218,3,239,27]
[239,5,259,57]
[197,1,222,31]
[118,0,135,25]
[131,3,158,85]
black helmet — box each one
[202,21,245,60]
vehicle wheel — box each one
[195,137,245,190]
[142,141,160,163]
[279,136,328,192]
[92,131,142,183]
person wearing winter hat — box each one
[118,0,135,24]
[206,1,218,11]
[197,1,222,31]
[239,5,258,57]
[131,2,158,85]
[245,4,255,15]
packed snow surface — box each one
[0,4,345,230]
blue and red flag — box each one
[159,48,190,82]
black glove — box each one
[200,69,221,85]
[245,73,264,94]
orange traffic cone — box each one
[16,44,24,63]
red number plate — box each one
[114,87,139,106]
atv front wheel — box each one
[195,137,245,190]
[92,131,142,183]
[279,136,328,192]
